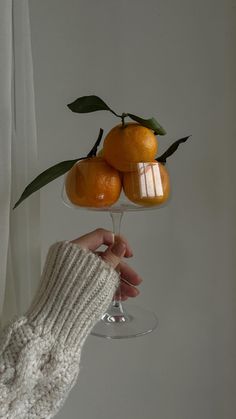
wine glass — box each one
[62,159,170,339]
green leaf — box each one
[127,113,166,135]
[13,158,83,209]
[67,95,117,114]
[156,136,191,164]
[13,128,105,209]
[87,128,104,157]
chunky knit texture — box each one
[0,241,119,418]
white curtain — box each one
[0,0,41,328]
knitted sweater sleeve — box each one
[0,241,119,419]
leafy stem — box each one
[13,128,105,209]
[156,136,191,164]
[87,128,104,157]
[67,95,166,135]
[121,113,128,127]
[109,109,121,118]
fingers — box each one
[113,292,129,301]
[118,261,143,286]
[114,261,142,300]
[70,228,133,257]
[70,229,142,299]
[120,280,139,297]
[70,228,114,251]
[115,282,140,298]
[117,233,133,258]
[95,251,141,300]
[100,237,126,269]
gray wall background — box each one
[29,1,236,418]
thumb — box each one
[101,238,126,269]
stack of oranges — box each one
[65,122,170,208]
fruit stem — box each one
[110,109,121,118]
[87,128,104,157]
[121,113,128,128]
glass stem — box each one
[110,211,123,235]
[110,211,124,309]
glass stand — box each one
[91,212,158,339]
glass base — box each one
[91,302,158,339]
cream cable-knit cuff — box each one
[26,241,119,348]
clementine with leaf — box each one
[65,157,122,208]
[103,123,158,172]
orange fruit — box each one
[65,157,122,208]
[103,122,158,172]
[123,161,170,206]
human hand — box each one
[70,228,142,301]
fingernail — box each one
[131,288,140,297]
[111,240,126,256]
